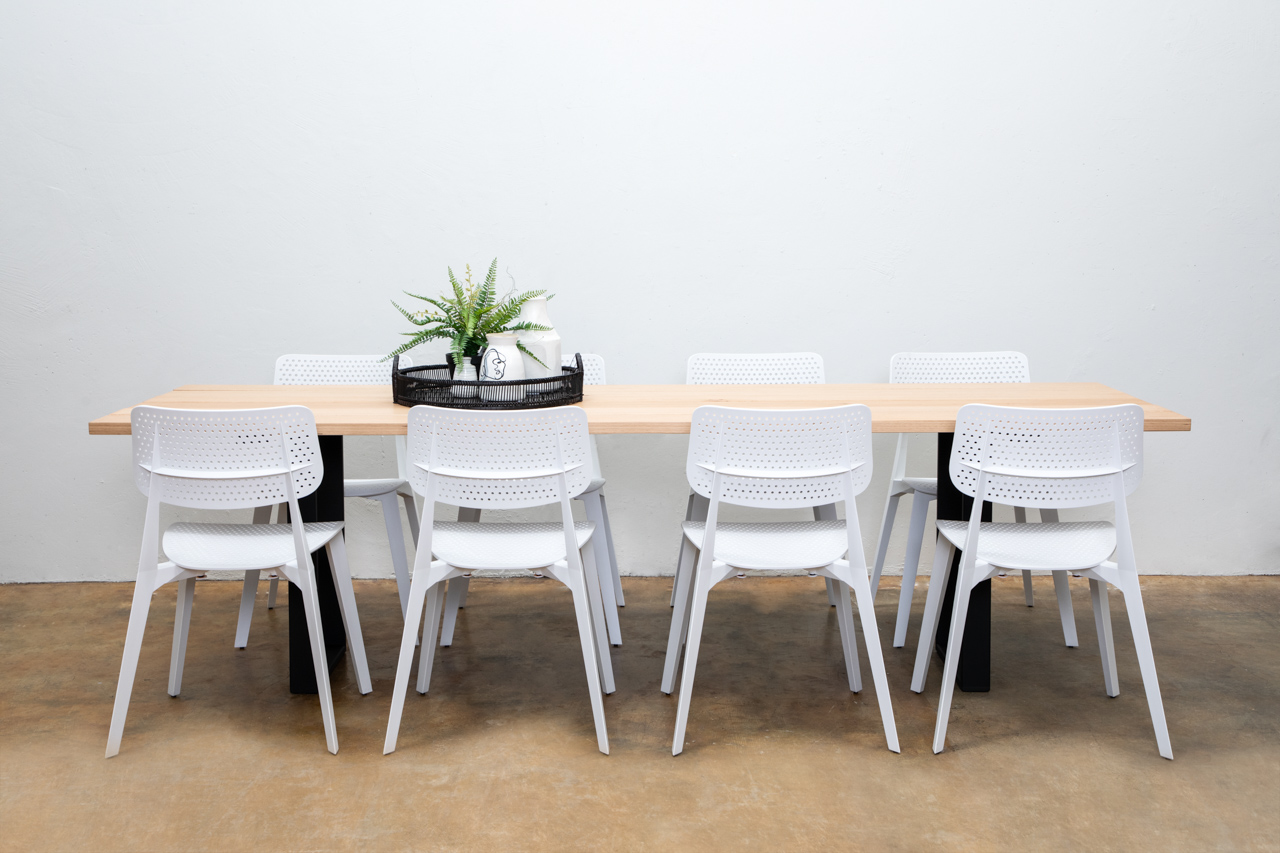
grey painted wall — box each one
[1,1,1277,582]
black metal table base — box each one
[290,435,348,694]
[932,432,991,692]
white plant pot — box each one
[451,361,479,397]
[479,333,525,402]
[516,296,561,391]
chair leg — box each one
[297,566,338,754]
[326,534,372,695]
[662,537,698,694]
[566,563,610,754]
[1013,506,1034,606]
[416,582,445,694]
[401,493,420,548]
[833,579,862,692]
[1053,570,1079,648]
[871,493,902,598]
[234,570,258,649]
[267,504,285,608]
[671,493,700,606]
[815,504,839,606]
[108,575,161,757]
[672,555,714,756]
[168,577,196,696]
[454,507,480,609]
[599,493,624,606]
[378,494,411,618]
[1118,575,1173,759]
[1089,578,1119,697]
[932,567,975,754]
[581,492,622,645]
[912,538,954,693]
[580,543,616,694]
[847,565,900,753]
[439,576,466,647]
[893,495,932,647]
[384,563,432,754]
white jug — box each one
[516,296,562,383]
[479,332,525,401]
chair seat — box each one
[431,521,595,570]
[344,478,409,498]
[936,520,1116,572]
[901,477,938,496]
[577,477,606,496]
[681,519,848,570]
[163,522,345,571]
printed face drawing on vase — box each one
[482,349,507,380]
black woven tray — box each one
[392,353,584,409]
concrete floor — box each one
[0,574,1276,852]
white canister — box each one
[451,359,479,398]
[479,333,526,401]
[516,296,562,385]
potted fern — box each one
[385,259,551,395]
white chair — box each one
[235,355,420,648]
[871,351,1077,650]
[662,404,899,756]
[106,406,372,758]
[677,352,841,606]
[383,405,613,755]
[436,352,626,647]
[911,404,1172,759]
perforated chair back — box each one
[686,353,825,385]
[890,352,1029,384]
[563,353,606,385]
[130,406,323,510]
[274,354,410,385]
[686,405,872,509]
[406,405,592,509]
[950,404,1144,509]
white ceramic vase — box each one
[516,296,561,389]
[479,333,525,402]
[451,359,479,398]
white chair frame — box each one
[106,406,371,757]
[236,355,420,649]
[661,404,899,756]
[871,351,1077,650]
[910,404,1172,759]
[383,405,612,755]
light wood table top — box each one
[89,383,1190,436]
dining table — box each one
[90,381,1191,694]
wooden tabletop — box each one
[88,383,1190,436]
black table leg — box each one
[933,432,991,692]
[290,435,348,694]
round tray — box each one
[392,353,584,409]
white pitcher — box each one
[516,296,562,384]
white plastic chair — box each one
[235,355,419,648]
[871,351,1077,650]
[106,406,372,758]
[383,405,613,755]
[437,353,626,648]
[661,405,899,755]
[676,353,841,606]
[910,404,1172,759]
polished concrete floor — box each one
[0,574,1276,852]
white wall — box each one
[1,0,1277,583]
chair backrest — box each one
[686,353,825,385]
[563,353,607,385]
[130,406,323,509]
[890,352,1029,384]
[405,405,592,509]
[686,405,873,509]
[950,404,1144,509]
[274,354,411,385]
